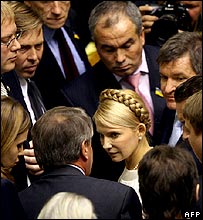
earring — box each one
[138,136,142,141]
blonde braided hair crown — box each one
[99,89,151,131]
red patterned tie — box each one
[127,72,154,135]
[54,28,79,81]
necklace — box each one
[133,163,139,170]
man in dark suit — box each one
[182,90,202,219]
[19,106,142,220]
[156,31,202,146]
[24,1,92,110]
[61,1,166,180]
[2,1,46,126]
[1,1,21,93]
[2,2,45,191]
[174,75,202,175]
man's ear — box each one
[81,140,89,160]
[141,27,145,46]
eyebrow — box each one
[101,38,135,49]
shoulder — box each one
[1,178,15,190]
[1,70,18,82]
[86,175,137,194]
[144,45,160,60]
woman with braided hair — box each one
[93,88,153,203]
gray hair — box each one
[37,192,97,219]
[31,106,93,170]
[88,1,142,41]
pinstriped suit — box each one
[32,19,92,110]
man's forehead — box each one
[1,20,16,36]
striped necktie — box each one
[54,28,79,81]
[126,72,154,135]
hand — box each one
[24,141,44,176]
[139,5,159,34]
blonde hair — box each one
[1,96,31,181]
[93,89,151,131]
[37,192,97,219]
[7,1,43,33]
[1,1,14,26]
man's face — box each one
[176,101,186,123]
[160,54,197,110]
[182,119,202,162]
[24,1,70,29]
[15,27,44,79]
[181,1,202,26]
[1,19,21,74]
[94,16,145,77]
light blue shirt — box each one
[168,113,183,147]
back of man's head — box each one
[183,90,202,136]
[175,75,202,103]
[31,106,93,171]
[138,145,199,219]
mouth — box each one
[48,17,65,21]
[166,96,175,102]
[107,151,118,157]
[114,65,130,71]
[24,65,37,72]
[9,56,17,61]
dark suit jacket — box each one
[32,20,92,110]
[2,71,29,113]
[1,178,27,220]
[61,45,166,143]
[1,70,45,124]
[176,137,202,176]
[1,71,31,191]
[155,106,176,145]
[1,71,45,189]
[19,166,142,219]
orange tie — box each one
[127,72,154,135]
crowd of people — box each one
[1,1,202,219]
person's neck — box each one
[71,161,86,175]
[125,137,152,170]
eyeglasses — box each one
[1,31,22,48]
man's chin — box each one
[166,101,176,110]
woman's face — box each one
[1,130,28,171]
[96,122,139,162]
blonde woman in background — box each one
[93,88,152,203]
[1,95,31,182]
[37,192,97,219]
[1,95,31,220]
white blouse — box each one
[118,167,142,204]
